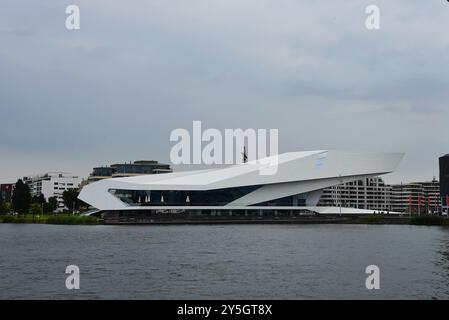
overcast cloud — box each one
[1,0,449,183]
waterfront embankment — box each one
[101,214,449,226]
[1,214,447,226]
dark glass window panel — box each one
[440,155,449,206]
[110,185,261,206]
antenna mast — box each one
[242,146,248,163]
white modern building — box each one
[79,150,403,217]
[23,172,82,210]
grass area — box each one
[0,214,99,225]
[410,215,448,226]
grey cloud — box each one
[0,26,36,37]
[1,0,449,183]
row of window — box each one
[53,187,75,191]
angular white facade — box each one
[79,150,403,214]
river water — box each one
[1,223,449,299]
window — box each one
[110,185,261,206]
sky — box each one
[1,0,449,184]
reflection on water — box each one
[1,223,449,299]
[434,238,449,296]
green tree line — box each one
[0,179,87,216]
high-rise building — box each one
[440,154,449,213]
[318,177,441,215]
[23,173,82,211]
[391,183,422,214]
[422,179,441,214]
[391,179,441,215]
[318,177,392,212]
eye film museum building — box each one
[79,150,404,219]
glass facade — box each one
[92,167,114,177]
[111,163,171,175]
[251,193,307,206]
[109,185,261,206]
[109,186,310,207]
[100,207,316,224]
[91,161,172,178]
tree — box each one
[0,195,9,215]
[2,202,12,215]
[44,196,58,213]
[12,179,31,215]
[30,203,42,216]
[62,189,82,212]
[32,193,46,205]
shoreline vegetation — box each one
[0,214,99,225]
[0,181,93,225]
[1,213,448,226]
